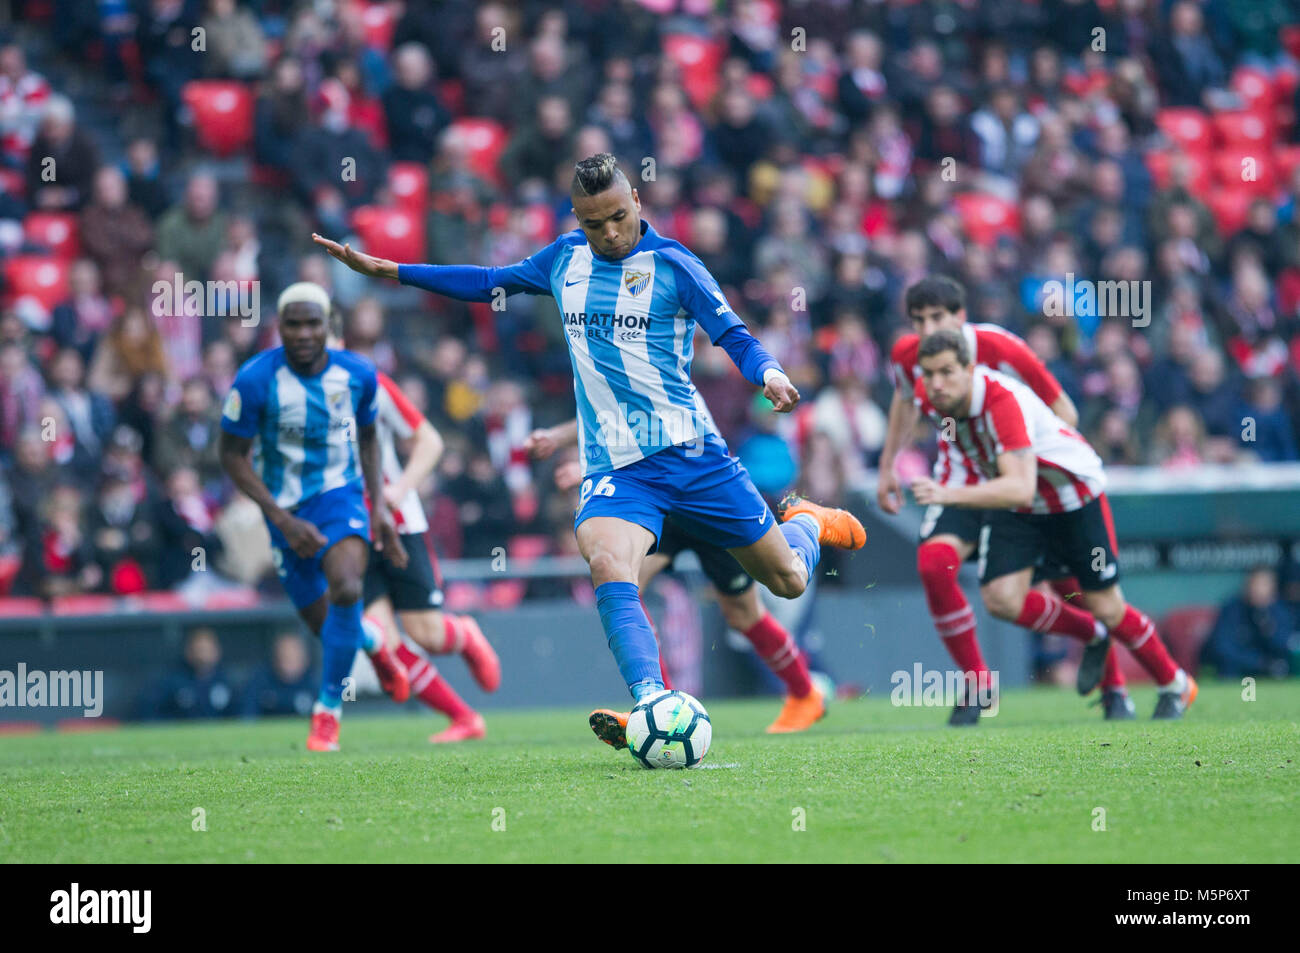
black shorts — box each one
[363,531,445,612]
[918,504,988,562]
[657,518,753,596]
[978,496,1120,591]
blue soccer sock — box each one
[595,581,664,701]
[318,598,364,709]
[780,513,821,583]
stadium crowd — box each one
[0,0,1299,625]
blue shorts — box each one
[573,433,774,552]
[265,483,371,609]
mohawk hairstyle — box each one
[918,327,972,366]
[571,152,628,197]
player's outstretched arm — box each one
[386,419,442,512]
[219,431,327,558]
[312,234,399,280]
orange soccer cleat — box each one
[369,643,410,703]
[429,712,486,744]
[588,709,629,750]
[306,709,340,751]
[780,495,867,550]
[458,615,501,693]
[766,687,827,734]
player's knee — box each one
[767,567,806,600]
[402,610,443,651]
[916,542,960,591]
[329,577,364,606]
[981,585,1024,621]
[586,550,634,586]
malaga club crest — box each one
[623,269,650,297]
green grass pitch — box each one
[3,680,1296,863]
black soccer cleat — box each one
[1076,635,1111,695]
[1100,689,1136,720]
[1151,692,1185,720]
[947,701,984,726]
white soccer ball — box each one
[625,690,712,769]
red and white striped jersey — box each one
[891,322,1065,488]
[915,366,1105,514]
[0,70,50,161]
[375,372,430,535]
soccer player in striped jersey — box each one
[879,276,1134,722]
[526,418,826,733]
[219,282,410,751]
[313,153,865,751]
[910,329,1197,719]
[326,315,501,743]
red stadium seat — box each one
[1211,151,1277,195]
[2,255,70,314]
[387,161,429,212]
[1275,145,1300,184]
[359,1,396,51]
[446,117,507,186]
[0,596,44,616]
[23,212,79,260]
[350,205,425,264]
[0,166,24,197]
[1144,150,1212,192]
[1157,606,1219,675]
[1284,25,1300,61]
[181,80,254,157]
[1156,107,1214,151]
[1205,189,1253,234]
[662,34,726,109]
[953,192,1020,247]
[51,593,118,616]
[1231,66,1276,110]
[1211,109,1273,150]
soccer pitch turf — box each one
[3,681,1296,863]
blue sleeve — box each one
[664,247,745,343]
[716,326,784,388]
[355,362,378,428]
[397,241,559,300]
[219,360,267,439]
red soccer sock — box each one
[395,644,474,721]
[439,615,465,654]
[1108,606,1178,685]
[1048,576,1084,601]
[918,543,989,680]
[1015,590,1098,642]
[741,612,813,698]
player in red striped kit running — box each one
[910,329,1197,719]
[878,277,1134,722]
[330,317,500,742]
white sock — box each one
[313,700,341,718]
[1090,620,1107,644]
[1158,669,1186,694]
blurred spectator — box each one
[200,0,268,80]
[155,465,222,588]
[47,347,115,477]
[139,626,236,720]
[155,172,227,282]
[254,56,309,173]
[0,342,45,452]
[1237,377,1298,462]
[50,259,116,362]
[24,95,99,211]
[18,481,100,597]
[1202,567,1297,679]
[1153,1,1227,108]
[382,43,448,164]
[80,166,155,299]
[87,472,158,593]
[88,308,170,404]
[0,42,51,165]
[154,376,223,489]
[241,632,316,718]
[122,138,168,219]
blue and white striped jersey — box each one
[407,220,749,475]
[220,347,379,509]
